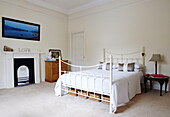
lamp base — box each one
[155,61,157,75]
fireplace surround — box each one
[5,52,40,88]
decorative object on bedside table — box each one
[149,54,162,74]
[49,49,62,60]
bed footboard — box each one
[57,55,115,113]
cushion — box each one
[98,62,103,69]
[102,62,110,70]
[118,63,124,71]
[100,62,143,71]
[102,62,118,70]
[127,63,135,72]
[106,63,110,70]
[101,62,117,70]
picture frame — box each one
[2,17,40,41]
[49,49,62,60]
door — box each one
[71,31,85,71]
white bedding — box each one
[54,69,143,112]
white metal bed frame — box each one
[57,47,145,114]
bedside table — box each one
[144,74,169,96]
[45,60,69,82]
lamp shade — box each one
[149,54,162,62]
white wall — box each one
[0,0,68,88]
[1,0,170,90]
[68,0,170,89]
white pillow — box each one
[135,63,144,69]
[102,62,118,70]
[103,62,112,70]
[101,62,144,72]
[113,63,118,69]
[119,62,141,72]
[134,68,143,72]
[97,62,103,69]
[102,62,107,70]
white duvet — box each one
[54,69,143,112]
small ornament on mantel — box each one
[3,45,14,52]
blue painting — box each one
[2,17,40,41]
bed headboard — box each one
[103,47,146,74]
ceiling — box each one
[25,0,114,14]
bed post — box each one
[142,47,146,75]
[59,56,62,96]
[110,55,113,113]
[103,48,105,62]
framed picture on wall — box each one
[2,17,40,41]
[49,49,62,60]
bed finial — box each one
[142,46,145,65]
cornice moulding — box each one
[0,0,68,19]
[25,0,115,14]
[25,0,68,14]
[68,0,115,14]
[69,0,150,20]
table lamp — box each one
[149,54,162,75]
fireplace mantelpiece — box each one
[5,52,41,88]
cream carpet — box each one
[0,82,170,117]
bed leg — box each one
[109,104,112,113]
[110,102,117,114]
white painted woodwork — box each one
[71,31,85,71]
[58,55,115,113]
[5,52,41,88]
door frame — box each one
[70,31,85,64]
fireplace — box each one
[14,58,35,87]
[5,52,40,88]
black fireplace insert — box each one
[14,58,35,87]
